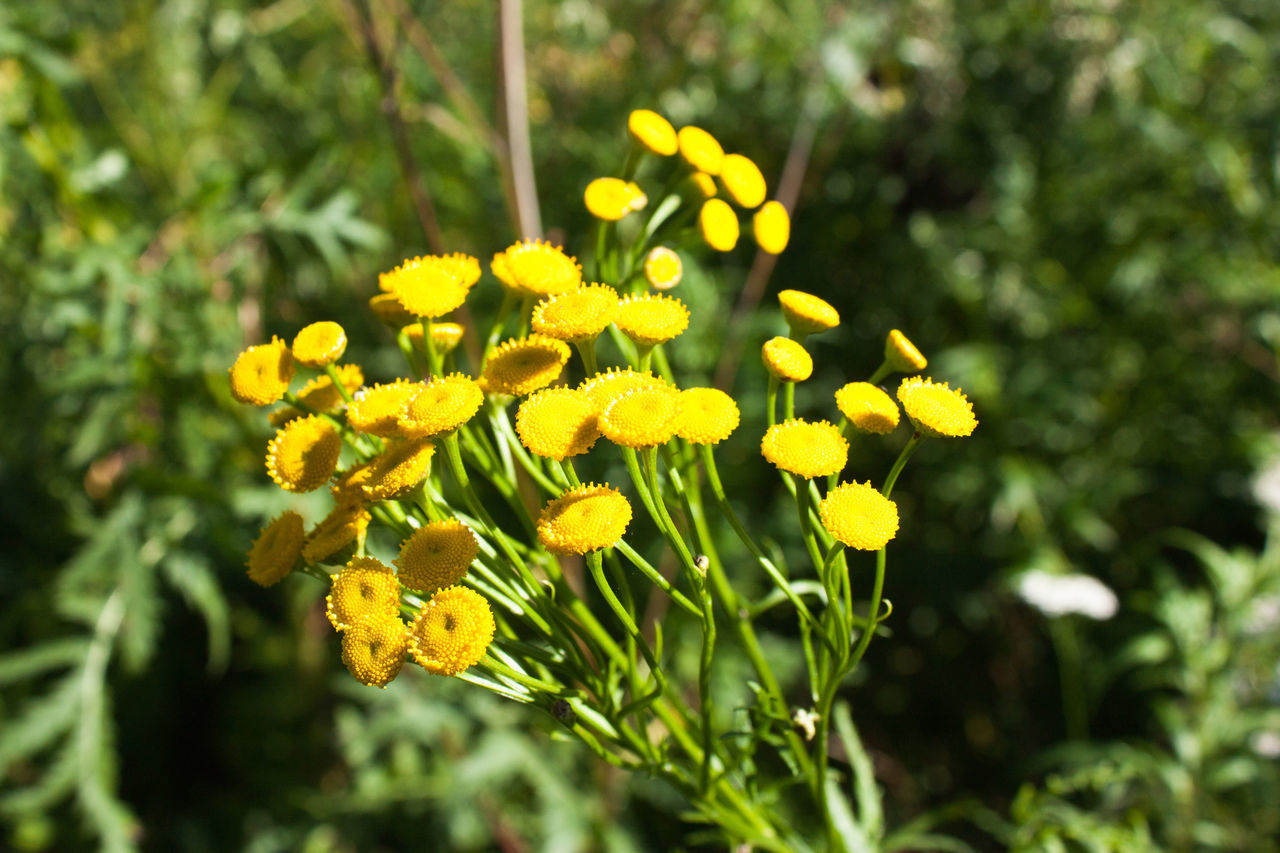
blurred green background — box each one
[3,0,1280,850]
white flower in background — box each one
[1015,569,1119,620]
[1254,458,1280,514]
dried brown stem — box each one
[496,0,542,239]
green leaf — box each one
[160,552,230,673]
[0,638,89,686]
[833,701,883,840]
[0,673,79,775]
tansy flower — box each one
[675,387,740,445]
[330,463,372,507]
[885,329,927,373]
[360,437,436,501]
[270,364,363,427]
[229,337,294,406]
[266,415,342,493]
[835,382,900,434]
[291,321,347,367]
[719,153,767,209]
[395,519,478,592]
[326,556,400,631]
[494,240,582,296]
[628,109,678,156]
[347,380,417,437]
[686,172,717,199]
[369,292,415,327]
[579,368,670,413]
[761,419,849,479]
[482,335,571,396]
[677,126,725,175]
[381,255,473,319]
[531,284,619,343]
[537,483,632,555]
[753,201,790,254]
[379,253,480,291]
[643,247,682,290]
[516,387,600,459]
[599,386,682,448]
[401,321,465,354]
[819,481,899,551]
[398,374,484,438]
[409,586,495,676]
[761,336,813,382]
[245,511,305,587]
[897,377,977,438]
[699,198,739,252]
[778,290,839,336]
[615,293,690,347]
[303,502,371,563]
[584,177,647,221]
[341,613,409,688]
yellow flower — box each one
[778,289,839,336]
[381,255,472,319]
[330,462,372,507]
[687,172,717,199]
[675,387,740,445]
[360,437,436,501]
[326,556,401,631]
[885,329,927,373]
[398,374,484,438]
[579,368,670,413]
[266,415,342,493]
[229,337,294,406]
[761,419,849,479]
[369,292,415,327]
[584,177,647,221]
[897,376,977,438]
[835,382,900,435]
[719,153,767,209]
[516,387,600,460]
[643,247,683,291]
[395,519,477,592]
[270,364,363,427]
[761,336,813,382]
[531,284,619,343]
[614,293,690,347]
[245,511,305,587]
[341,612,409,688]
[699,198,739,252]
[677,126,725,175]
[401,321,465,354]
[303,502,371,563]
[482,335,571,396]
[628,109,678,156]
[752,201,790,254]
[409,586,495,676]
[819,481,899,551]
[347,380,417,437]
[291,321,347,368]
[494,240,582,296]
[537,483,632,555]
[599,386,682,448]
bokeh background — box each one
[3,0,1280,850]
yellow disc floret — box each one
[719,153,767,209]
[677,126,725,175]
[229,336,294,406]
[761,419,849,479]
[643,247,683,290]
[270,364,363,427]
[398,374,484,438]
[347,380,417,437]
[599,386,682,448]
[699,198,739,252]
[615,293,690,347]
[761,336,813,382]
[326,556,401,631]
[380,255,473,319]
[395,519,478,592]
[291,321,347,367]
[579,368,670,413]
[516,387,601,460]
[675,388,740,445]
[266,415,342,493]
[778,290,840,336]
[896,376,977,438]
[819,481,900,551]
[584,177,647,221]
[885,329,928,373]
[360,437,436,501]
[341,612,409,688]
[835,382,900,435]
[369,292,415,327]
[409,586,496,676]
[495,240,583,296]
[753,201,791,254]
[482,335,571,396]
[531,284,620,343]
[303,502,371,563]
[537,483,632,555]
[245,511,305,587]
[628,109,678,156]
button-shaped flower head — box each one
[628,109,678,156]
[341,613,409,688]
[291,321,348,368]
[761,419,849,479]
[266,415,342,493]
[326,556,401,631]
[395,519,477,593]
[835,382,900,435]
[229,336,294,406]
[819,481,899,551]
[761,336,813,382]
[537,483,633,555]
[409,586,495,676]
[245,511,305,587]
[531,284,620,344]
[482,335,571,396]
[516,387,601,460]
[896,377,977,438]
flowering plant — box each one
[230,109,977,851]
